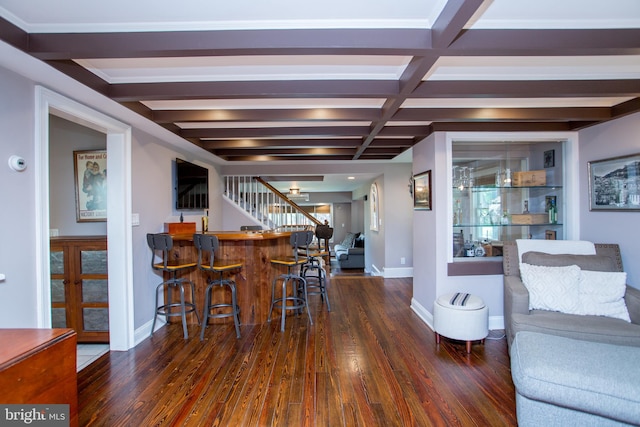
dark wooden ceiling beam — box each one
[612,97,640,118]
[394,107,612,121]
[378,125,432,137]
[449,29,640,55]
[0,16,29,51]
[368,138,415,147]
[431,0,485,49]
[354,55,440,159]
[109,80,399,101]
[430,122,573,132]
[27,28,432,60]
[25,28,640,60]
[359,147,405,155]
[411,79,640,98]
[152,108,380,123]
[45,59,110,95]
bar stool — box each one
[301,224,333,311]
[148,233,200,339]
[193,233,243,340]
[268,230,314,331]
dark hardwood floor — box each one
[78,273,516,426]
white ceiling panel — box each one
[401,97,634,108]
[425,56,640,81]
[0,0,443,31]
[142,98,387,110]
[177,121,372,129]
[76,55,413,84]
[468,0,640,29]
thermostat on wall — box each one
[8,155,26,172]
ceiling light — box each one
[289,187,300,195]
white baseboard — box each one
[410,297,434,331]
[489,316,505,331]
[383,267,413,278]
[134,318,166,347]
[370,264,383,276]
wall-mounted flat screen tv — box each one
[175,158,209,210]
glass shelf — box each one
[453,222,563,227]
[453,185,563,190]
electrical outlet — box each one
[400,257,406,265]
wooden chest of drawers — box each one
[0,329,78,427]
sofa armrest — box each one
[505,275,530,316]
[347,247,364,256]
[625,285,640,325]
[504,275,530,347]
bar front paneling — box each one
[165,231,294,326]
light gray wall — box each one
[355,162,413,276]
[0,66,39,326]
[382,163,414,269]
[130,131,221,327]
[412,134,440,315]
[332,202,352,245]
[0,60,223,329]
[579,112,640,288]
[49,115,107,236]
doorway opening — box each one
[36,86,134,351]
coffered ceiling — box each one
[1,0,639,167]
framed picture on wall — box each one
[588,153,640,211]
[413,170,432,210]
[74,150,107,222]
[370,182,379,231]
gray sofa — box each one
[503,241,640,348]
[334,232,364,269]
[511,331,640,426]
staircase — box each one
[224,176,322,230]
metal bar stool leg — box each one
[280,276,288,332]
[230,283,241,339]
[150,282,162,337]
[200,285,212,341]
[300,276,313,325]
[179,283,188,340]
[189,280,201,325]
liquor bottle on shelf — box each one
[548,200,557,224]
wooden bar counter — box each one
[167,230,295,325]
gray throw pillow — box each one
[522,251,617,272]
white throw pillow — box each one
[578,270,630,322]
[520,263,581,313]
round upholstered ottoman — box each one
[434,292,488,353]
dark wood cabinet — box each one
[0,329,78,427]
[50,236,109,343]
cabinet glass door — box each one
[50,248,67,328]
[78,248,109,332]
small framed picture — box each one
[588,153,640,211]
[74,150,107,222]
[545,230,557,240]
[544,149,555,168]
[413,170,432,210]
